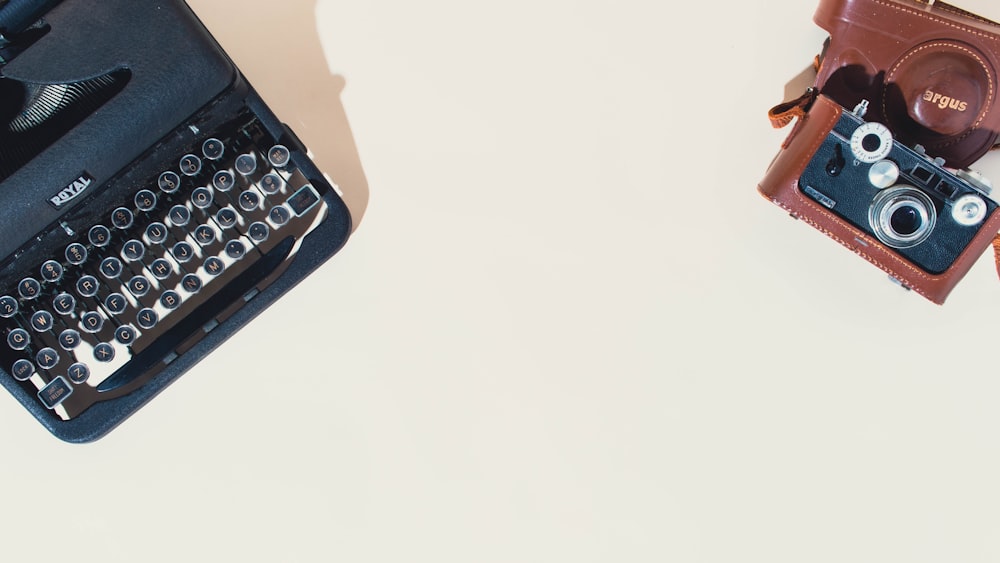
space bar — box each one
[96,236,295,392]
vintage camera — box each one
[761,93,1000,303]
[759,0,1000,303]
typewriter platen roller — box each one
[0,0,352,441]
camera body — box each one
[760,94,1000,303]
[759,0,1000,303]
[814,0,1000,169]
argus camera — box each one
[759,0,1000,303]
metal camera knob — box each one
[868,160,900,189]
[850,122,893,163]
[951,194,988,226]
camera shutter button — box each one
[868,160,899,189]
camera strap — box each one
[768,88,818,129]
[992,236,1000,280]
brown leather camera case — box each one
[758,94,1000,304]
[815,0,1000,168]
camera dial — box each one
[868,159,900,189]
[868,186,936,249]
[851,121,893,163]
[951,194,987,226]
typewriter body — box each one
[0,0,352,441]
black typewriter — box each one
[0,0,352,441]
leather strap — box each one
[768,88,818,129]
[993,234,1000,281]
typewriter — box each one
[0,0,352,441]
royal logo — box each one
[48,172,95,209]
[923,90,969,112]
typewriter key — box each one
[18,277,41,299]
[112,207,134,230]
[268,145,290,168]
[269,206,291,226]
[81,312,104,333]
[65,243,88,265]
[202,138,225,160]
[179,154,202,176]
[53,293,75,315]
[7,328,29,350]
[247,222,269,243]
[127,276,151,297]
[0,296,17,318]
[215,208,238,229]
[136,308,158,330]
[88,225,111,247]
[194,225,216,246]
[192,187,214,209]
[204,257,225,276]
[135,190,158,212]
[181,274,202,294]
[122,240,145,262]
[287,185,320,216]
[238,190,260,211]
[168,205,191,227]
[40,260,63,282]
[104,293,127,315]
[58,329,81,350]
[149,259,173,281]
[158,171,181,193]
[67,363,89,384]
[235,153,257,176]
[160,291,181,310]
[11,359,34,381]
[145,222,168,245]
[225,240,246,260]
[37,377,72,409]
[260,173,283,195]
[213,170,235,192]
[171,242,194,263]
[36,348,59,370]
[76,276,99,298]
[29,311,53,332]
[114,325,136,345]
[93,343,115,362]
[99,257,123,279]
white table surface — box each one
[6,1,1000,561]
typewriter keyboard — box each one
[0,116,330,420]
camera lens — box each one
[890,206,921,235]
[868,186,936,248]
